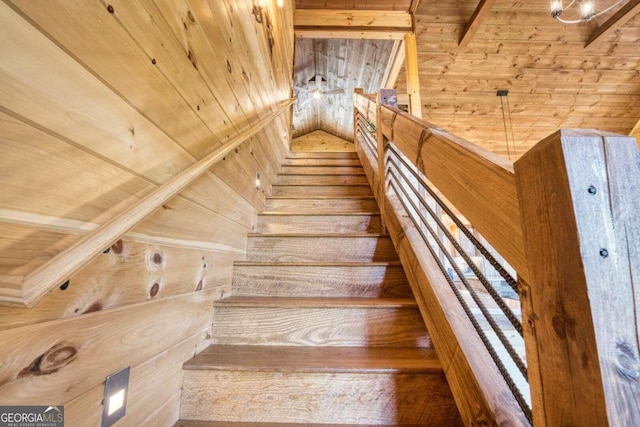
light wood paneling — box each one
[0,2,294,427]
[394,0,640,158]
[292,39,394,141]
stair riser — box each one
[247,236,397,262]
[211,306,430,347]
[287,151,358,159]
[180,371,457,425]
[257,215,382,233]
[276,174,368,185]
[280,166,364,175]
[272,185,372,197]
[265,198,378,212]
[232,265,412,298]
[283,158,362,167]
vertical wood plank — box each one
[514,129,640,426]
[403,33,422,119]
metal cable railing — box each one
[356,119,532,423]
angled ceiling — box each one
[292,0,640,158]
[292,38,394,141]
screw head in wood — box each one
[588,186,597,195]
[107,4,114,13]
[599,248,609,258]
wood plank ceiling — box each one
[293,0,640,158]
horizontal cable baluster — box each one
[386,165,527,381]
[386,171,532,423]
[386,155,523,336]
[387,144,518,294]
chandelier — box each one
[550,0,625,24]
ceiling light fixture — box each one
[550,0,625,24]
[312,89,322,100]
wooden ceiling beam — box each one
[294,9,412,39]
[458,0,498,48]
[585,0,640,48]
[382,39,405,88]
[631,118,640,143]
[294,28,408,40]
[295,9,412,28]
[408,0,422,15]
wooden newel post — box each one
[514,129,640,426]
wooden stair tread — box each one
[266,195,376,199]
[247,232,389,238]
[183,345,441,373]
[259,212,380,216]
[176,422,397,427]
[215,296,418,308]
[233,261,402,266]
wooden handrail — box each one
[8,98,294,308]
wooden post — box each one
[354,88,364,154]
[404,33,422,119]
[375,93,387,233]
[514,129,640,426]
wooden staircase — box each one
[175,151,463,426]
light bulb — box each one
[312,90,322,100]
[580,0,595,20]
[277,0,284,7]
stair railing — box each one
[354,90,640,427]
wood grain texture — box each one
[370,98,528,280]
[185,345,442,373]
[247,234,398,262]
[287,151,358,158]
[271,184,373,197]
[292,37,394,141]
[514,129,640,426]
[180,370,459,425]
[276,174,369,185]
[355,139,531,426]
[64,331,208,427]
[294,9,413,29]
[0,239,232,330]
[283,157,362,166]
[265,196,378,212]
[279,165,364,175]
[257,213,382,233]
[232,262,412,298]
[11,99,291,307]
[212,303,431,348]
[0,290,216,404]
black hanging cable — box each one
[499,95,512,160]
[506,95,517,159]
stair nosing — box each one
[266,195,376,199]
[183,345,442,374]
[247,232,390,237]
[233,261,402,267]
[258,212,381,216]
[214,296,417,309]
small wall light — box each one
[101,366,130,427]
[255,172,261,190]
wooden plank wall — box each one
[0,0,294,425]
